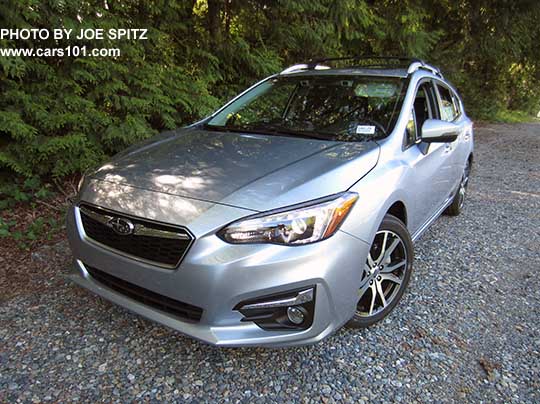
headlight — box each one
[218,192,358,245]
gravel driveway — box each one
[1,123,539,403]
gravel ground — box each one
[1,123,539,403]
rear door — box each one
[433,81,466,193]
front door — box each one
[402,81,455,233]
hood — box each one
[92,127,379,211]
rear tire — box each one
[446,160,471,216]
[347,214,413,328]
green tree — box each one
[0,0,539,183]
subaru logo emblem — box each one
[108,217,135,235]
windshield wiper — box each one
[203,123,335,141]
[253,124,336,141]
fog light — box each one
[287,306,305,325]
[235,287,315,330]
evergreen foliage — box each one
[0,0,539,181]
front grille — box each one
[79,204,193,268]
[85,265,203,322]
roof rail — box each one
[407,61,443,78]
[280,63,330,74]
[280,56,443,78]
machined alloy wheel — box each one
[458,160,471,209]
[347,214,413,328]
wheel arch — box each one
[343,194,410,248]
[386,201,407,226]
[343,161,413,246]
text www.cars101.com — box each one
[0,46,121,57]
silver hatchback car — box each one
[67,57,473,347]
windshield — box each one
[205,75,406,141]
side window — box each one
[436,84,458,122]
[451,91,462,117]
[405,108,417,145]
[405,82,434,148]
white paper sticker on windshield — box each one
[356,125,376,135]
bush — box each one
[0,0,220,179]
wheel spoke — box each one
[367,253,376,268]
[376,281,387,308]
[368,283,377,315]
[381,259,406,273]
[381,238,400,264]
[375,231,389,264]
[364,263,371,275]
[380,273,402,285]
[358,262,374,301]
[358,279,371,299]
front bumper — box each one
[66,204,370,347]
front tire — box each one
[347,214,413,328]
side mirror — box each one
[421,119,459,143]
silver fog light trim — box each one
[240,288,314,310]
